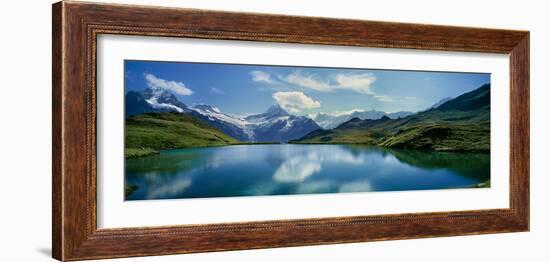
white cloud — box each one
[280,71,376,95]
[210,87,225,95]
[147,176,193,199]
[254,70,398,104]
[373,95,394,102]
[333,73,376,94]
[272,91,321,113]
[283,71,332,92]
[251,70,277,84]
[273,157,321,183]
[144,73,193,96]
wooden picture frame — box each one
[52,1,529,261]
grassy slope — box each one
[125,112,239,158]
[292,85,490,153]
[378,109,490,152]
[125,148,159,159]
[292,109,489,152]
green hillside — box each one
[291,84,490,153]
[125,112,239,158]
[437,84,490,111]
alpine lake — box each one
[125,144,490,200]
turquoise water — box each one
[125,144,490,200]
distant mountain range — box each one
[292,84,491,152]
[125,87,320,142]
[312,96,462,130]
[125,83,490,149]
[188,103,321,142]
[313,110,413,129]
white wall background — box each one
[0,0,547,261]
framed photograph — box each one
[52,1,529,261]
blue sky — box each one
[125,60,490,116]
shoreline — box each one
[126,142,490,160]
[288,141,490,154]
[125,142,281,159]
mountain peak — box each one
[142,85,170,97]
[265,104,289,116]
[140,87,188,113]
[244,104,290,123]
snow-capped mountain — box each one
[245,104,290,123]
[189,104,254,141]
[141,86,188,113]
[125,87,189,116]
[313,113,351,130]
[313,110,414,129]
[190,104,321,142]
[244,105,321,142]
[126,87,321,142]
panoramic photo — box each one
[124,60,491,201]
